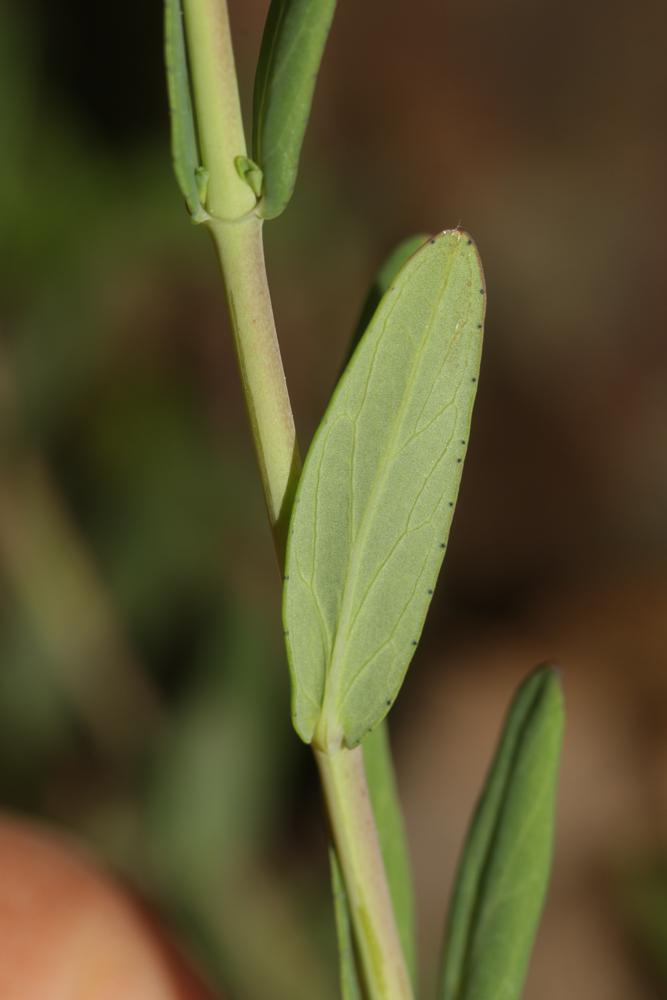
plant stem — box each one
[209,216,299,564]
[182,0,298,560]
[316,745,414,1000]
[181,1,409,993]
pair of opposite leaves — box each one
[166,0,337,221]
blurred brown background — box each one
[1,0,666,997]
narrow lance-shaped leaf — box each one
[330,848,364,1000]
[252,0,338,219]
[164,0,208,222]
[438,665,564,1000]
[283,229,485,748]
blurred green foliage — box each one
[0,7,336,996]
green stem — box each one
[316,746,414,1000]
[210,216,300,563]
[180,1,408,992]
[182,0,299,560]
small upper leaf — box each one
[283,230,485,748]
[252,0,338,219]
[164,0,208,222]
[438,665,564,1000]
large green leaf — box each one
[283,229,485,748]
[438,665,564,1000]
[252,0,338,219]
[164,0,208,222]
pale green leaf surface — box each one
[363,722,416,987]
[330,848,364,1000]
[283,230,485,747]
[438,665,564,1000]
[164,0,208,222]
[252,0,337,219]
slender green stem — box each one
[210,216,299,563]
[181,0,299,559]
[181,2,408,993]
[316,745,414,1000]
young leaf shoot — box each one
[439,665,564,1000]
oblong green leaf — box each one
[439,665,564,1000]
[252,0,338,219]
[283,229,485,748]
[164,0,208,222]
